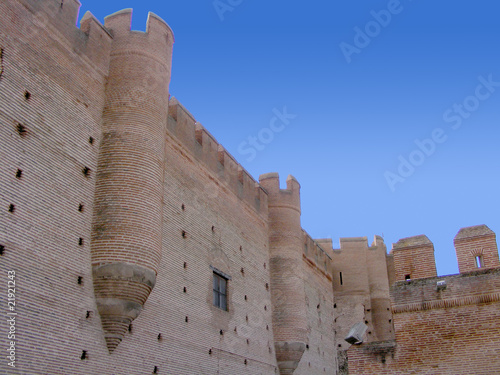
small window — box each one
[405,274,411,281]
[475,255,484,268]
[213,273,228,311]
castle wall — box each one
[296,232,337,374]
[348,268,500,375]
[117,104,277,374]
[2,1,500,375]
[0,0,114,373]
[0,1,277,373]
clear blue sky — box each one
[78,0,500,276]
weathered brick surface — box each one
[454,225,500,274]
[2,1,500,375]
[392,235,438,282]
[348,269,500,375]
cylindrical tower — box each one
[90,9,174,353]
[259,173,308,374]
[367,236,394,342]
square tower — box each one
[391,235,437,282]
[454,225,500,273]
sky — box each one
[78,0,500,276]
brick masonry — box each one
[1,1,499,374]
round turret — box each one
[260,173,308,374]
[90,9,174,352]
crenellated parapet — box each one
[167,97,268,217]
[5,0,114,76]
[303,233,333,281]
[331,236,394,347]
[259,173,308,375]
[90,9,174,353]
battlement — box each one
[104,8,174,42]
[2,0,115,75]
[259,173,301,214]
[391,267,500,314]
[303,232,333,280]
[167,97,268,217]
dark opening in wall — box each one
[0,245,4,256]
[78,204,84,212]
[24,91,31,100]
[153,366,158,374]
[80,350,87,360]
[244,359,247,365]
[79,238,84,246]
[208,349,212,355]
[405,274,411,281]
[181,203,185,211]
[86,311,91,319]
[183,287,187,293]
[182,230,186,238]
[0,48,3,79]
[128,324,133,333]
[219,330,224,336]
[211,225,215,232]
[244,295,247,301]
[77,276,83,285]
[15,169,22,179]
[157,333,163,341]
[82,167,91,177]
[185,316,188,323]
[183,262,187,269]
[8,204,15,213]
[88,136,94,145]
[340,272,343,286]
[246,339,249,345]
[240,268,244,275]
[16,123,27,137]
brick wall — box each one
[454,225,500,274]
[296,232,337,374]
[0,0,112,373]
[391,235,438,282]
[0,1,278,373]
[348,269,500,375]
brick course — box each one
[1,1,499,374]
